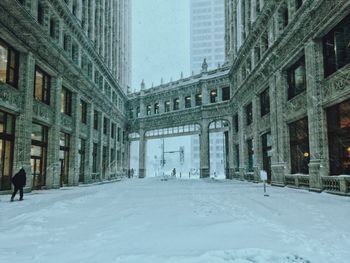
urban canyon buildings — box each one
[1,0,350,196]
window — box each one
[0,110,15,190]
[261,31,268,53]
[295,0,303,10]
[146,105,151,116]
[246,102,253,126]
[254,45,261,66]
[80,100,87,124]
[154,103,159,114]
[234,114,239,132]
[78,138,86,183]
[122,130,125,144]
[173,98,179,110]
[164,101,170,112]
[235,144,240,171]
[92,143,98,173]
[34,67,51,105]
[0,40,19,88]
[61,87,72,116]
[185,96,191,108]
[195,93,202,106]
[111,123,116,139]
[260,88,270,116]
[210,89,217,103]
[262,132,272,181]
[30,123,48,189]
[287,56,306,100]
[37,3,44,25]
[103,117,108,135]
[323,13,350,77]
[59,132,70,185]
[327,99,350,175]
[222,87,230,101]
[289,117,310,174]
[50,17,57,39]
[247,139,254,172]
[93,110,99,130]
[117,127,121,142]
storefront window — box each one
[262,132,272,181]
[59,132,70,185]
[0,110,15,190]
[289,117,310,174]
[31,123,48,189]
[247,139,254,172]
[327,99,350,175]
[78,138,86,183]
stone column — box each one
[105,116,111,180]
[46,76,62,189]
[238,106,245,180]
[201,83,209,105]
[138,128,146,178]
[191,93,195,108]
[305,40,327,192]
[217,87,222,103]
[98,111,104,180]
[13,52,35,191]
[90,0,96,41]
[227,116,235,179]
[68,93,80,186]
[200,119,210,178]
[84,102,94,183]
[252,94,261,181]
[270,71,287,186]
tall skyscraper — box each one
[190,0,225,177]
[190,0,225,74]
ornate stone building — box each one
[128,0,350,196]
[0,0,131,193]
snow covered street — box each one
[0,178,349,263]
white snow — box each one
[1,178,349,263]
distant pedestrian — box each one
[131,168,134,178]
[11,168,26,202]
[172,168,176,177]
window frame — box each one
[34,66,51,105]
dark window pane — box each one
[289,117,310,174]
[323,14,350,77]
[287,56,306,100]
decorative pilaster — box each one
[138,128,146,178]
[200,119,210,178]
[238,106,245,180]
[84,102,94,183]
[305,40,327,191]
[13,52,35,191]
[46,76,62,189]
[68,93,81,186]
[270,71,286,186]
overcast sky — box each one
[132,0,190,91]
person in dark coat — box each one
[11,168,26,201]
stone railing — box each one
[322,176,350,195]
[244,172,255,182]
[284,174,310,188]
[233,172,240,180]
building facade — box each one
[190,0,225,73]
[128,0,350,196]
[0,0,131,193]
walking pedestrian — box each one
[11,167,26,202]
